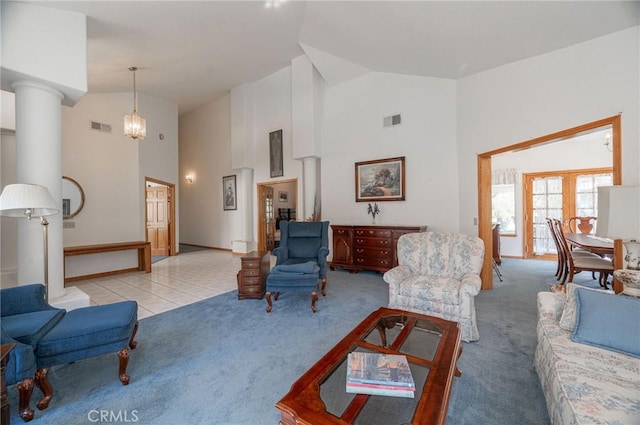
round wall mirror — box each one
[62,176,85,219]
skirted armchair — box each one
[383,231,485,342]
[272,221,330,295]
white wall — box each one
[179,94,235,249]
[323,72,458,232]
[60,92,178,278]
[250,68,304,238]
[457,27,640,236]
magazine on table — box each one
[346,352,415,397]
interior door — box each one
[146,186,170,256]
[264,186,275,251]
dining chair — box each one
[567,216,597,234]
[547,218,600,283]
[552,219,613,287]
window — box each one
[523,168,613,258]
[492,168,517,235]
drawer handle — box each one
[356,249,364,253]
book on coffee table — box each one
[346,352,415,398]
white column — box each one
[232,167,257,253]
[302,157,319,221]
[12,80,65,300]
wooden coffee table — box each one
[276,307,462,425]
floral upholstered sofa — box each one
[535,285,640,424]
[383,231,484,342]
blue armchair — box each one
[1,284,65,422]
[272,221,330,295]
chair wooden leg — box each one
[34,368,52,411]
[321,278,327,296]
[16,377,34,421]
[118,348,130,385]
[311,291,318,313]
[129,321,139,350]
[265,292,273,313]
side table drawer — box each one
[242,269,260,278]
[241,260,261,269]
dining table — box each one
[564,232,614,256]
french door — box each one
[523,168,612,259]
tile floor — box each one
[70,248,256,320]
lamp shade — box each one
[596,185,640,240]
[0,183,59,218]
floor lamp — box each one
[0,183,59,302]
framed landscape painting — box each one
[223,175,237,210]
[355,156,405,202]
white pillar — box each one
[12,80,65,300]
[232,167,257,253]
[302,157,319,221]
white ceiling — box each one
[21,1,640,115]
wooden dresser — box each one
[237,250,270,299]
[330,225,427,273]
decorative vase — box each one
[372,215,376,224]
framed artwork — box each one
[223,175,237,210]
[279,191,288,202]
[269,129,283,178]
[62,199,71,217]
[355,156,405,202]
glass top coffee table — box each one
[276,307,462,425]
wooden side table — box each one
[237,251,270,299]
[1,343,15,425]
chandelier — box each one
[124,66,146,140]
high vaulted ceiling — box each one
[21,1,640,115]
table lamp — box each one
[596,185,640,296]
[0,183,59,301]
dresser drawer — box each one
[354,228,392,238]
[354,237,391,248]
[354,256,392,269]
[354,246,392,259]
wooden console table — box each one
[237,251,270,299]
[330,225,427,273]
[64,241,151,284]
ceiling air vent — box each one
[383,114,401,127]
[90,121,112,133]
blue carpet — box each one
[8,260,558,425]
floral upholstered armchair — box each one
[383,231,485,342]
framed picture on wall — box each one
[223,175,237,211]
[279,191,288,202]
[269,129,283,178]
[355,156,405,202]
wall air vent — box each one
[90,121,112,133]
[383,114,401,127]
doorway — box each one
[477,115,622,290]
[257,178,298,251]
[145,177,176,257]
